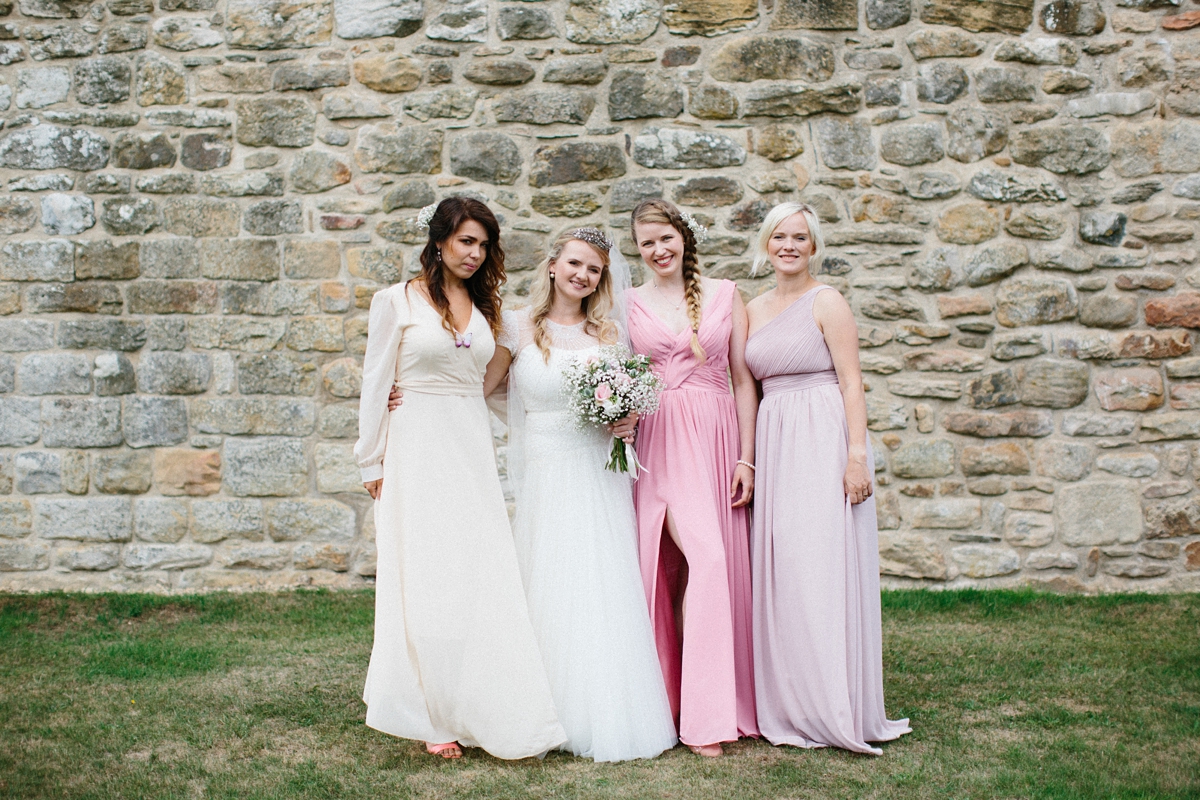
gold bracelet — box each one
[737,459,755,471]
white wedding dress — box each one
[499,309,678,762]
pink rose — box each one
[595,383,613,401]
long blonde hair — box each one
[527,228,619,362]
[631,198,705,364]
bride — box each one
[498,228,676,761]
[392,228,678,761]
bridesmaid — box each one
[744,201,911,755]
[355,197,566,760]
[621,199,759,757]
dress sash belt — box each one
[761,370,839,396]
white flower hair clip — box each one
[416,202,438,231]
[680,212,708,244]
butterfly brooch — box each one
[454,331,473,348]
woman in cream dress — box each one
[355,197,565,760]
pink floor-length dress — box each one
[626,279,758,747]
[744,284,911,755]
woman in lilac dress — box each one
[744,202,911,755]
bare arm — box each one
[813,289,873,505]
[728,288,757,508]
[482,345,513,398]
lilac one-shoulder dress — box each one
[744,284,911,755]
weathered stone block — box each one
[284,240,340,279]
[943,409,1053,437]
[878,531,947,578]
[100,196,159,236]
[220,543,290,569]
[1056,482,1143,545]
[36,497,131,542]
[314,443,366,494]
[495,89,596,125]
[1019,360,1090,408]
[0,542,51,571]
[494,4,554,38]
[0,499,33,541]
[15,451,61,494]
[226,0,332,49]
[131,498,188,543]
[191,498,264,542]
[267,498,354,541]
[1010,124,1110,175]
[56,545,120,571]
[90,450,152,495]
[531,188,602,217]
[937,203,1000,246]
[962,442,1030,475]
[123,396,187,448]
[891,438,956,477]
[1097,452,1159,478]
[293,542,352,571]
[743,82,863,117]
[41,398,122,447]
[1,239,74,282]
[564,0,661,44]
[427,0,487,41]
[235,98,316,148]
[610,177,664,212]
[321,358,362,398]
[236,353,318,395]
[917,63,968,105]
[544,56,607,85]
[192,398,315,437]
[528,141,624,188]
[910,498,982,529]
[0,319,54,352]
[1095,368,1165,411]
[318,403,358,438]
[112,132,176,170]
[904,349,985,372]
[18,353,91,395]
[153,449,220,497]
[995,277,1077,327]
[0,125,109,172]
[965,369,1018,408]
[354,124,442,174]
[1035,440,1093,480]
[1040,0,1106,35]
[124,543,211,570]
[224,438,308,497]
[126,281,215,315]
[137,352,211,395]
[887,376,955,398]
[200,239,279,281]
[243,199,303,236]
[813,118,875,171]
[880,123,944,166]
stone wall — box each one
[0,0,1199,593]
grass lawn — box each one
[1,590,1197,800]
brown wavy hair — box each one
[631,198,706,364]
[413,196,505,338]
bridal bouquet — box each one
[562,344,665,477]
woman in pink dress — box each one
[744,201,911,755]
[619,199,759,757]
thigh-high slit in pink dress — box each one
[626,279,758,747]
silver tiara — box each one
[416,202,438,231]
[570,227,613,252]
[680,212,708,244]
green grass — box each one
[1,589,1197,799]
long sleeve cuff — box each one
[360,463,383,482]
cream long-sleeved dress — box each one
[355,282,566,759]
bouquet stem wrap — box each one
[606,437,647,479]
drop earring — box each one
[549,272,555,280]
[436,250,442,261]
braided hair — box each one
[631,198,706,364]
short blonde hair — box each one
[751,202,825,278]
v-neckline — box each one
[631,282,722,339]
[748,284,825,341]
[410,283,476,335]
